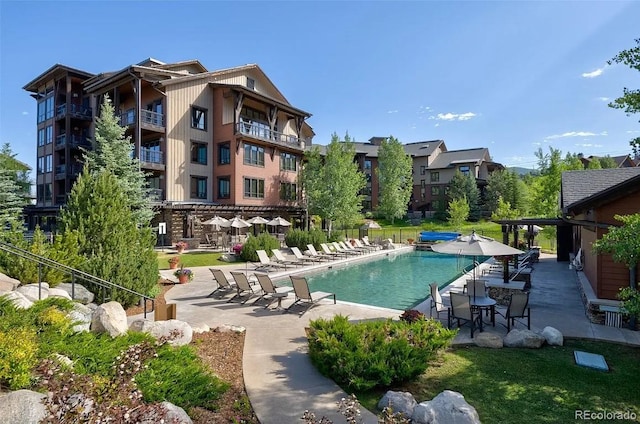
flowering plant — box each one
[174,266,193,281]
[168,256,180,265]
[175,241,188,251]
[232,243,243,255]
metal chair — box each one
[496,292,531,331]
[448,292,481,338]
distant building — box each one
[579,154,636,169]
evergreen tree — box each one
[59,170,158,307]
[0,169,23,229]
[0,143,31,206]
[447,171,481,221]
[485,169,527,216]
[376,136,413,223]
[83,95,154,226]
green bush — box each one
[285,228,309,249]
[240,233,279,262]
[307,315,457,391]
[308,228,328,248]
[0,327,38,389]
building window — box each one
[247,77,255,90]
[366,173,372,182]
[219,143,231,165]
[46,126,53,145]
[218,177,230,199]
[38,129,45,147]
[37,157,44,174]
[280,182,297,201]
[420,165,426,175]
[432,200,441,210]
[244,177,264,198]
[37,184,43,203]
[420,179,425,188]
[431,186,440,196]
[280,152,297,171]
[191,141,207,165]
[44,183,52,202]
[190,176,207,199]
[38,96,54,123]
[364,160,372,171]
[459,165,470,176]
[191,106,207,131]
[243,143,265,166]
[45,155,52,173]
[430,171,439,182]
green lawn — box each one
[157,251,236,270]
[356,340,640,423]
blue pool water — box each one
[289,251,478,311]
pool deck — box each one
[141,249,640,424]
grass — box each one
[157,251,236,270]
[356,340,640,423]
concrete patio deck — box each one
[143,250,640,423]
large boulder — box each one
[48,287,72,300]
[68,302,93,333]
[16,283,49,302]
[474,332,503,348]
[541,326,563,346]
[91,301,128,337]
[57,282,95,304]
[412,390,481,424]
[0,272,21,290]
[139,402,192,424]
[0,290,34,309]
[378,391,417,418]
[0,390,48,424]
[129,319,193,346]
[503,329,546,348]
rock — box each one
[0,389,48,424]
[129,319,193,346]
[474,332,503,348]
[541,326,563,346]
[0,272,21,290]
[503,329,545,348]
[411,390,481,424]
[48,287,72,300]
[91,301,128,337]
[52,353,74,369]
[16,283,49,302]
[0,291,34,309]
[139,402,193,424]
[377,391,417,418]
[68,303,93,333]
[57,283,95,304]
[214,324,246,333]
[191,323,211,334]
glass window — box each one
[219,143,231,165]
[459,165,470,176]
[37,96,54,123]
[420,165,426,175]
[37,157,44,174]
[280,152,297,171]
[247,77,255,90]
[421,179,425,188]
[432,200,441,210]
[430,171,439,182]
[45,155,52,173]
[280,182,297,201]
[244,143,265,166]
[37,184,44,203]
[218,177,230,199]
[191,106,207,131]
[364,160,372,170]
[45,126,53,145]
[431,186,440,196]
[44,183,52,202]
[190,176,207,199]
[38,129,45,147]
[243,177,265,198]
[191,141,207,165]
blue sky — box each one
[2,1,640,172]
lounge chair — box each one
[255,249,287,271]
[287,275,336,313]
[307,244,333,261]
[291,246,322,263]
[228,271,259,304]
[448,292,481,338]
[272,249,304,267]
[361,236,381,250]
[353,238,375,252]
[320,243,343,258]
[340,240,366,255]
[208,268,236,297]
[429,282,446,318]
[334,241,359,256]
[254,274,293,309]
[496,292,531,331]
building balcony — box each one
[56,103,92,120]
[236,122,308,150]
[55,134,91,150]
[119,109,165,132]
[148,188,163,202]
[55,194,67,205]
[54,164,82,180]
[140,148,165,171]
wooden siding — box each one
[165,79,213,201]
[213,70,286,103]
[598,193,640,224]
[582,228,598,295]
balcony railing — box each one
[236,122,308,149]
[119,109,165,128]
[54,164,82,180]
[55,134,91,150]
[148,189,163,202]
[54,164,66,180]
[56,104,92,120]
[140,148,164,164]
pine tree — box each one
[448,171,481,221]
[83,95,154,226]
[376,136,413,223]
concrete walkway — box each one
[147,250,640,424]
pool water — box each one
[289,251,478,310]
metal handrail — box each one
[0,241,154,318]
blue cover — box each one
[419,231,460,242]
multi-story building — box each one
[23,58,313,243]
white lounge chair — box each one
[320,243,343,258]
[255,249,287,271]
[306,244,333,261]
[272,249,304,267]
[287,275,336,313]
[291,246,322,263]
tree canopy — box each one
[376,136,413,223]
[448,171,480,221]
[0,144,31,228]
[485,169,528,217]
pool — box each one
[289,251,479,310]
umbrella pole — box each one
[503,257,509,284]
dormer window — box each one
[247,77,255,90]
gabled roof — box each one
[428,148,490,169]
[403,140,445,157]
[561,168,640,212]
[83,65,188,92]
[23,64,94,92]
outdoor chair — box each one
[255,249,287,271]
[272,249,304,267]
[361,237,381,250]
[228,271,259,304]
[291,246,322,263]
[336,241,361,256]
[496,292,531,331]
[341,240,366,254]
[320,243,343,258]
[464,279,488,299]
[254,274,293,309]
[353,238,375,252]
[448,292,481,338]
[307,244,334,261]
[208,268,236,297]
[287,275,336,313]
[429,282,446,319]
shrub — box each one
[307,315,457,391]
[240,233,279,262]
[308,228,328,248]
[285,228,309,249]
[399,309,425,323]
[0,327,38,389]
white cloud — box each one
[22,111,28,115]
[434,112,477,121]
[545,131,607,140]
[434,123,440,127]
[532,142,541,146]
[597,97,610,102]
[387,110,398,114]
[575,143,604,148]
[626,130,640,134]
[582,67,605,78]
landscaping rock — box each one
[191,323,211,334]
[129,319,193,346]
[0,390,48,424]
[139,402,192,424]
[0,290,33,309]
[91,301,128,337]
[68,303,93,333]
[542,326,563,346]
[57,282,95,304]
[474,332,503,348]
[411,390,480,424]
[504,329,545,348]
[48,287,72,300]
[378,391,417,418]
[214,324,246,333]
[16,283,49,302]
[0,272,21,290]
[52,353,74,369]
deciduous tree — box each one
[448,171,480,221]
[376,136,413,223]
[447,197,469,230]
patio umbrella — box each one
[202,216,230,228]
[227,216,252,243]
[360,220,381,230]
[431,231,524,285]
[267,216,291,234]
[247,216,269,235]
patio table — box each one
[470,296,496,331]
